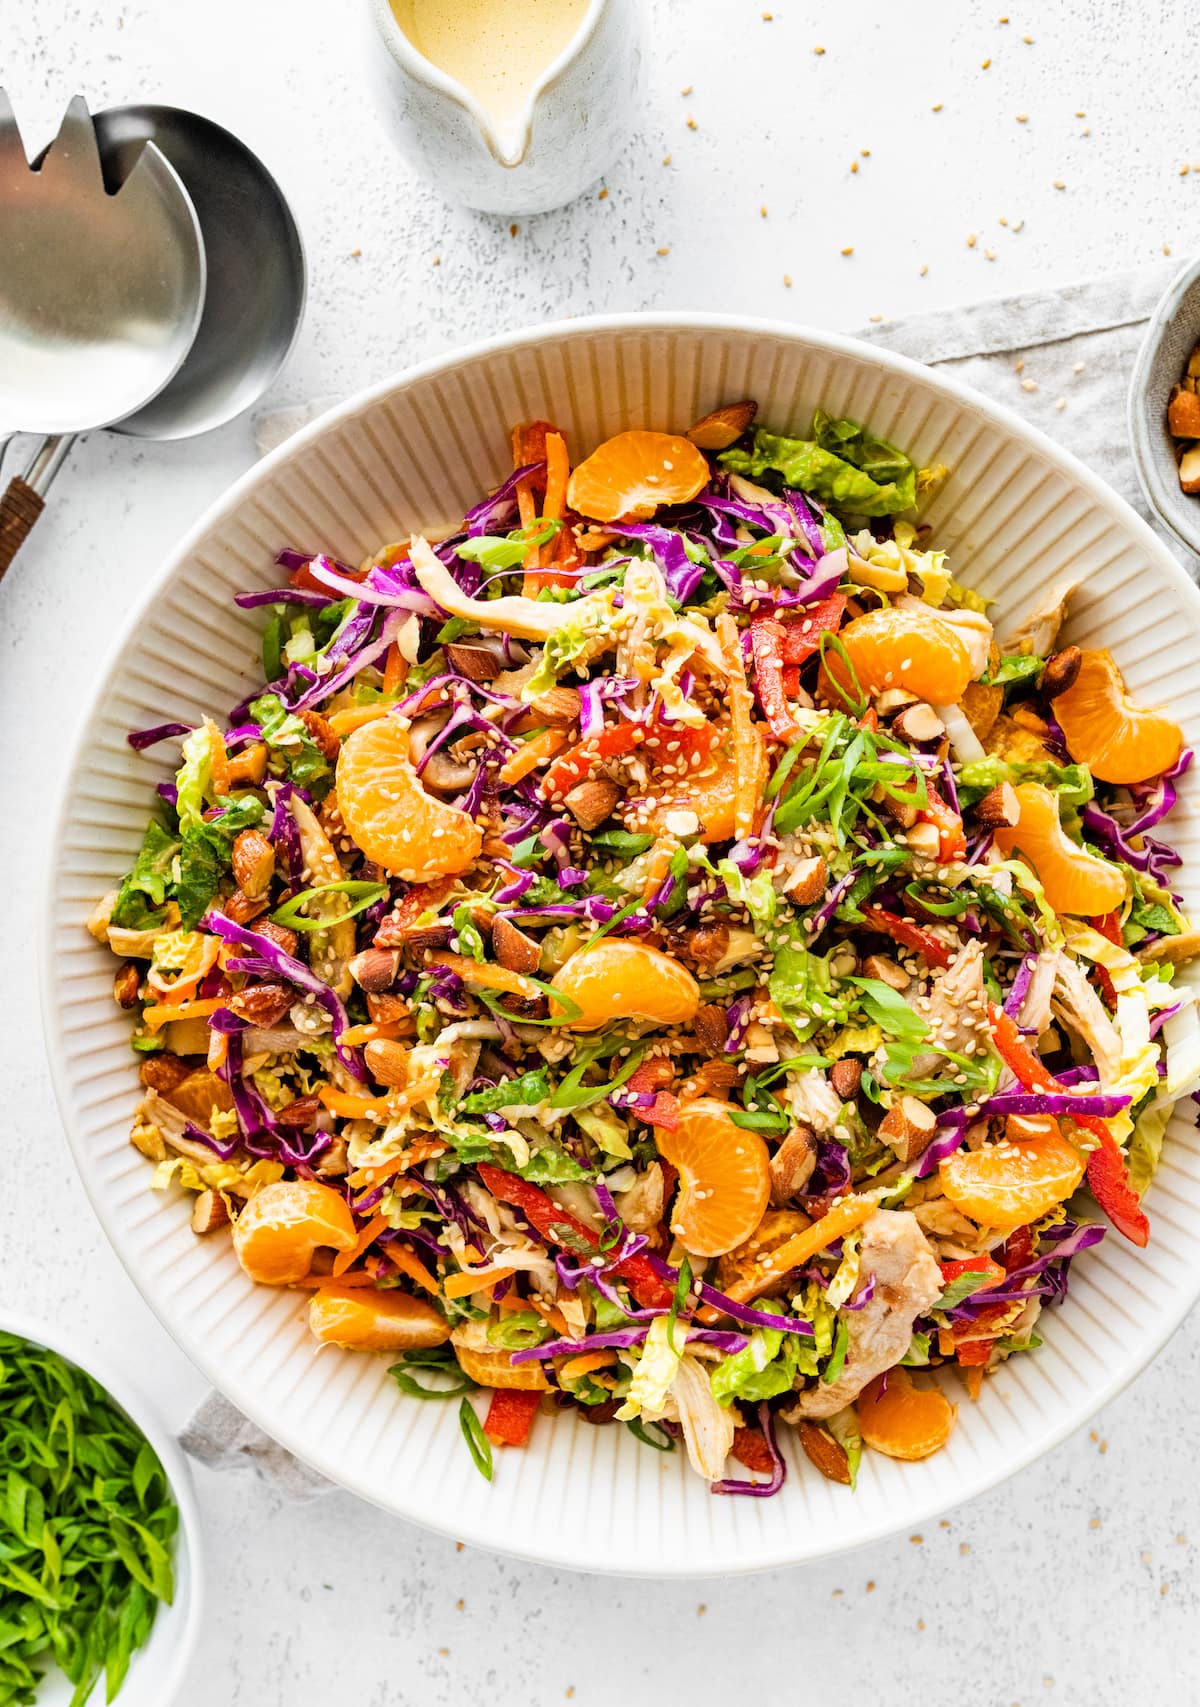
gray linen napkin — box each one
[180,257,1189,1497]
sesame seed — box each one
[841,245,854,256]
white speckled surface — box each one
[3,1,1200,1700]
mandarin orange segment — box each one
[566,430,710,523]
[824,606,973,706]
[163,1067,235,1126]
[455,1345,551,1391]
[1052,648,1183,784]
[550,939,700,1032]
[307,1282,450,1352]
[336,715,482,882]
[857,1367,957,1461]
[655,1096,771,1257]
[991,781,1127,915]
[938,1116,1084,1231]
[231,1180,358,1286]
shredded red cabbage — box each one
[712,1402,787,1497]
[203,910,366,1080]
[127,721,192,752]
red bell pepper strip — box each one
[1002,1225,1034,1272]
[643,1091,680,1131]
[542,720,718,801]
[1087,912,1121,1007]
[986,1003,1149,1246]
[483,1387,542,1447]
[1082,1123,1150,1247]
[778,593,848,666]
[955,1338,996,1367]
[862,904,954,968]
[730,1427,776,1474]
[938,1253,1006,1288]
[477,1164,675,1308]
[749,616,804,742]
[289,556,368,595]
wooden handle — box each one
[0,476,45,579]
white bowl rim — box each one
[0,1307,206,1699]
[42,309,1200,1575]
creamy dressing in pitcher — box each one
[387,0,590,129]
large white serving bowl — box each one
[0,1310,205,1706]
[44,314,1200,1576]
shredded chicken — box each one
[1000,577,1076,656]
[909,940,985,1080]
[666,1352,736,1481]
[787,1209,942,1418]
[1018,947,1062,1036]
[615,1162,666,1233]
[1052,955,1122,1083]
[783,1067,842,1134]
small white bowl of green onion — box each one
[0,1312,205,1707]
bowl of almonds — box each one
[1128,252,1200,557]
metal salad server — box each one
[2,103,307,579]
[0,91,206,577]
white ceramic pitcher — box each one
[366,0,642,215]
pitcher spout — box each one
[482,114,533,170]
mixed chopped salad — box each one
[90,401,1200,1493]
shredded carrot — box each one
[319,1077,441,1122]
[716,613,760,841]
[724,1194,875,1304]
[498,728,567,786]
[443,1264,518,1299]
[387,1242,440,1296]
[382,642,408,696]
[206,1029,228,1073]
[327,704,389,737]
[318,1087,396,1121]
[543,431,569,522]
[527,1296,571,1337]
[347,1136,447,1190]
[432,952,541,1001]
[332,1212,388,1278]
[559,1348,617,1381]
[339,1020,410,1047]
[513,423,542,580]
[142,996,225,1032]
[290,1270,379,1290]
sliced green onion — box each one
[459,1397,494,1480]
[389,1353,477,1399]
[626,1417,675,1452]
[270,879,387,932]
